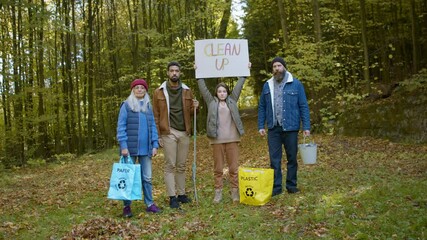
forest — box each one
[1,0,426,166]
[1,0,427,239]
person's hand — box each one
[193,99,199,108]
[239,63,251,78]
[152,148,158,157]
[121,148,129,156]
[259,129,266,136]
[159,139,164,148]
[303,130,310,137]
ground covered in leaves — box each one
[1,111,426,239]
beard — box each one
[273,71,285,82]
[169,76,180,82]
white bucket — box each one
[298,136,317,164]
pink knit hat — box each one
[130,79,148,90]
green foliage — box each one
[1,0,240,166]
[399,68,427,92]
[335,92,368,107]
[1,0,426,167]
[238,82,258,108]
[336,72,427,144]
[47,153,77,163]
[318,107,338,135]
[27,158,47,167]
[243,0,426,135]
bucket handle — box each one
[302,135,315,145]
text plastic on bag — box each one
[239,167,274,206]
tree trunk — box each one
[410,0,418,73]
[66,0,77,152]
[312,0,322,55]
[95,4,106,149]
[126,0,138,72]
[359,0,370,93]
[61,0,72,152]
[87,0,95,150]
[53,0,62,154]
[72,0,83,154]
[1,8,12,163]
[26,0,36,154]
[278,0,289,48]
[11,4,25,165]
[36,0,50,158]
[217,0,232,38]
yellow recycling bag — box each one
[239,167,274,206]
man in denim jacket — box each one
[258,56,311,196]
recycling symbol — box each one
[245,187,254,197]
[118,179,126,189]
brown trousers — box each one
[212,142,239,189]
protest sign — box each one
[195,39,250,78]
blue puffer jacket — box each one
[258,71,310,131]
[117,101,159,157]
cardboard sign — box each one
[195,39,250,78]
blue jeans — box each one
[123,155,154,207]
[268,127,299,194]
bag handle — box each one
[119,155,134,164]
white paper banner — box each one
[195,39,250,78]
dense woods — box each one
[1,0,426,167]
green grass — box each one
[1,116,426,239]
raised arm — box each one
[230,77,246,101]
[230,62,251,100]
[197,78,215,104]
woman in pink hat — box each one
[116,79,160,217]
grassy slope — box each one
[1,112,426,239]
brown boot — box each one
[231,188,240,202]
[213,189,222,203]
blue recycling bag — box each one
[107,156,142,200]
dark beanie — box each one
[130,79,148,90]
[271,57,287,68]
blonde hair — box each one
[125,91,151,112]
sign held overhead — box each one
[195,39,250,78]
